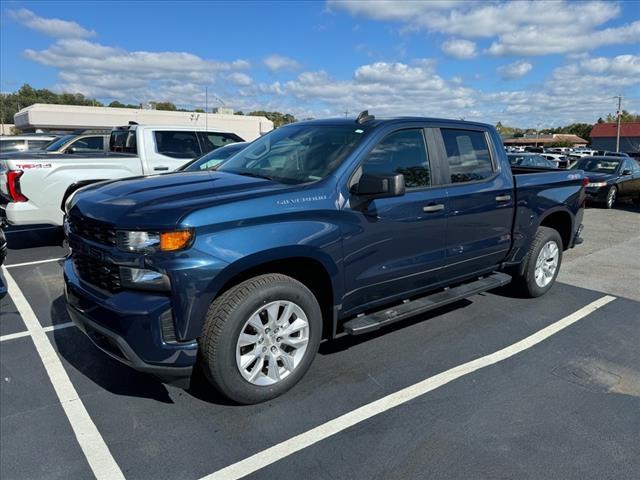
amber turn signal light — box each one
[159,230,193,251]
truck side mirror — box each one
[351,173,405,199]
[621,169,632,176]
[66,147,77,154]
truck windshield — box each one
[570,158,621,173]
[217,124,368,185]
[44,135,75,152]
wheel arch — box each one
[207,247,340,340]
[538,208,573,251]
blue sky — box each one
[1,0,639,127]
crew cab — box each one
[63,114,586,404]
[0,124,244,226]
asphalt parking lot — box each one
[1,203,639,480]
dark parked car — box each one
[64,114,586,404]
[178,142,248,172]
[508,153,557,168]
[570,156,640,208]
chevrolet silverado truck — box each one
[0,124,244,226]
[63,114,586,404]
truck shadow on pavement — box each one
[50,295,175,404]
[319,299,473,355]
[4,227,64,250]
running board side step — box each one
[343,272,512,335]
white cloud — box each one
[263,54,301,72]
[330,0,639,56]
[441,39,477,59]
[8,8,95,38]
[498,60,533,80]
[227,72,253,86]
[22,39,251,104]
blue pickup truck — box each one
[63,114,586,404]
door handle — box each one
[423,204,445,213]
[154,166,169,171]
[495,194,512,202]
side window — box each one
[110,130,137,154]
[154,131,201,158]
[441,129,494,183]
[197,132,242,154]
[69,136,105,152]
[26,140,51,150]
[362,129,431,188]
[0,140,26,153]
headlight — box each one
[587,182,607,188]
[116,230,193,253]
[120,267,170,291]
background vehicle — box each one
[524,146,544,153]
[508,153,557,168]
[0,134,58,153]
[64,115,586,404]
[0,124,244,226]
[571,156,640,208]
[603,151,631,158]
[541,153,569,168]
[178,141,248,172]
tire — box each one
[605,185,617,209]
[514,226,563,298]
[199,274,322,404]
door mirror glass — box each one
[351,173,405,198]
[621,169,632,176]
[66,147,77,154]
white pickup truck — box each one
[0,124,244,226]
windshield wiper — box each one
[230,171,274,181]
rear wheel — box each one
[515,226,563,298]
[199,274,322,404]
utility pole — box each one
[343,109,349,118]
[205,86,208,131]
[615,95,622,152]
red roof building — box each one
[589,122,640,153]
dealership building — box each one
[502,133,588,148]
[13,104,273,141]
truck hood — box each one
[68,171,286,228]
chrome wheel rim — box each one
[607,187,616,207]
[235,300,310,386]
[534,240,559,288]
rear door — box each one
[145,130,203,172]
[436,127,514,282]
[341,126,449,314]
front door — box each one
[341,128,448,315]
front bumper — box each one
[64,259,198,381]
[584,187,607,203]
[3,200,62,226]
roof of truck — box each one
[292,116,494,130]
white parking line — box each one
[1,266,124,480]
[0,321,75,342]
[5,257,65,269]
[201,294,616,480]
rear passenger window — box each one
[362,129,431,188]
[69,136,104,152]
[197,132,243,154]
[155,131,201,158]
[441,129,494,183]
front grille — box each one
[69,216,116,246]
[73,255,122,292]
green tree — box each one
[604,110,640,122]
[151,101,178,111]
[0,83,103,123]
[248,111,296,127]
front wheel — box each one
[605,185,617,209]
[199,274,322,404]
[515,226,563,298]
